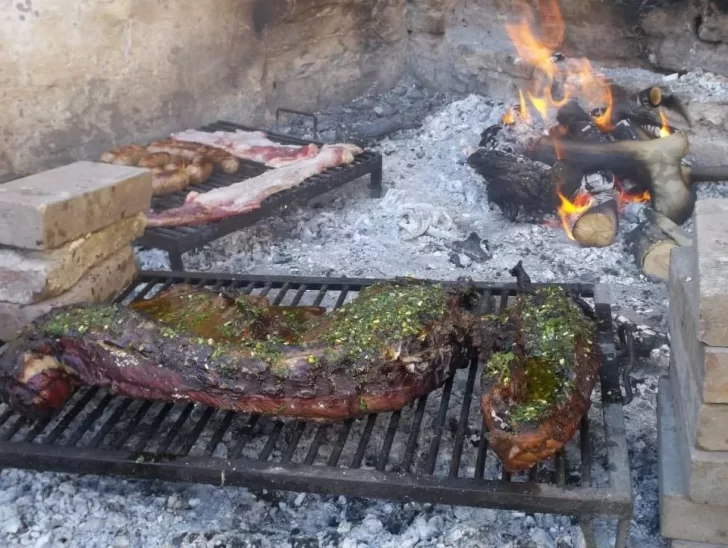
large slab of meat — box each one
[170,129,320,168]
[145,143,362,228]
[0,281,485,422]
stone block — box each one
[658,376,728,544]
[667,355,728,505]
[0,214,146,305]
[693,199,728,347]
[670,246,728,403]
[672,540,728,548]
[0,161,152,250]
[0,246,138,341]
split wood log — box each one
[563,192,619,248]
[527,130,695,225]
[467,149,582,221]
[626,208,692,280]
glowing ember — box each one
[659,109,672,137]
[615,177,651,210]
[557,191,594,240]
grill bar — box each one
[0,272,632,548]
[135,120,383,268]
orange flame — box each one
[504,0,613,128]
[557,191,594,240]
[501,89,532,125]
[659,108,672,137]
[615,177,651,210]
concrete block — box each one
[0,161,152,250]
[0,214,146,305]
[672,540,728,548]
[670,246,728,404]
[666,357,728,505]
[0,246,138,341]
[658,376,728,544]
[693,199,728,347]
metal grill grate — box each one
[0,271,633,548]
[135,121,383,269]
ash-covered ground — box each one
[3,73,728,548]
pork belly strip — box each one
[145,143,363,228]
[171,129,321,168]
[0,282,487,422]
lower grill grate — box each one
[0,271,633,548]
[135,121,383,269]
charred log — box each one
[467,150,555,220]
[557,100,603,142]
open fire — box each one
[497,0,681,242]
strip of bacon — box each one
[170,129,320,168]
[146,144,363,228]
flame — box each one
[501,89,532,125]
[502,108,517,125]
[504,0,613,128]
[615,177,651,210]
[557,191,594,240]
[659,108,672,137]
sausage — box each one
[138,152,171,169]
[147,140,239,174]
[185,155,214,184]
[151,166,191,196]
[204,149,240,174]
[99,144,146,166]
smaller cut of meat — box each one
[170,129,320,168]
[145,143,362,228]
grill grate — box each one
[0,271,633,548]
[135,121,383,269]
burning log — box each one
[609,85,691,129]
[528,130,695,225]
[559,191,619,248]
[626,208,692,281]
[467,150,582,220]
[556,100,603,142]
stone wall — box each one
[406,0,728,99]
[4,0,728,182]
[0,0,406,182]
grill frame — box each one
[0,271,632,548]
[134,121,383,270]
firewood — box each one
[684,165,728,185]
[467,150,551,220]
[626,209,692,280]
[564,193,619,248]
[527,130,695,225]
[556,100,602,142]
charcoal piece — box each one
[446,232,492,263]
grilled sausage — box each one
[99,144,146,166]
[185,155,215,184]
[147,140,239,174]
[138,152,171,169]
[151,166,191,196]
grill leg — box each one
[168,252,184,271]
[369,161,383,199]
[614,518,630,548]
